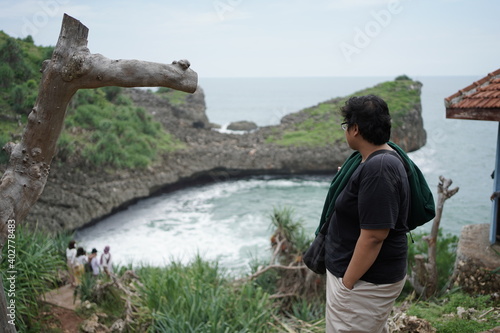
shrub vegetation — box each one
[61,88,183,169]
[2,208,499,332]
[0,225,69,332]
[265,77,421,147]
[0,31,184,170]
[156,87,190,106]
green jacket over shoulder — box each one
[316,141,436,235]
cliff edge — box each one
[22,78,427,232]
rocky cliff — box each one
[23,80,427,233]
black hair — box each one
[76,247,86,257]
[341,94,391,145]
[68,240,76,249]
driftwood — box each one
[96,270,143,331]
[78,270,144,332]
[409,176,459,299]
[0,14,197,333]
[237,216,325,309]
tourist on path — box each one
[74,247,88,286]
[65,240,77,286]
[88,248,100,277]
[100,245,113,276]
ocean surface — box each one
[76,76,497,275]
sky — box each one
[0,0,499,78]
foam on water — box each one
[76,176,330,275]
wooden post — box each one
[0,14,197,333]
[490,122,500,244]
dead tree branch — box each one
[409,176,459,299]
[0,14,197,333]
[247,264,306,281]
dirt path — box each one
[42,284,81,310]
[41,284,84,332]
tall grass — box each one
[0,224,68,332]
[136,256,276,332]
[1,208,495,332]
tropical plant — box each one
[0,225,66,332]
[136,256,276,332]
[406,230,459,295]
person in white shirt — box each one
[66,240,77,286]
[89,248,100,277]
[74,247,88,285]
[100,245,113,276]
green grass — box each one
[61,92,184,169]
[136,256,276,332]
[266,78,421,147]
[406,291,500,332]
[0,224,68,332]
[1,211,497,332]
[156,87,189,106]
[0,118,24,164]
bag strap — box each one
[318,213,332,235]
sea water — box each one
[76,76,497,275]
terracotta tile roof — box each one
[445,68,500,121]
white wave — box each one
[211,123,256,135]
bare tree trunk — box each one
[409,176,459,299]
[0,14,197,333]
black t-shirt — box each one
[325,149,410,284]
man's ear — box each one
[350,123,359,136]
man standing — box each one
[325,95,410,332]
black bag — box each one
[303,219,329,274]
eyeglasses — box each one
[341,122,348,131]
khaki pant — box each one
[67,261,74,284]
[74,263,84,286]
[326,270,405,333]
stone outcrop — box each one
[23,83,428,233]
[451,223,500,295]
[126,87,210,129]
[227,121,258,131]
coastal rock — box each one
[450,223,500,295]
[227,120,258,131]
[23,82,428,233]
[388,312,436,333]
[389,98,427,152]
[80,313,109,333]
[125,87,210,129]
